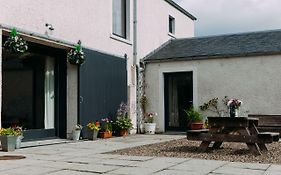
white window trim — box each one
[110,33,132,45]
[169,15,175,35]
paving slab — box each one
[115,155,155,161]
[224,162,270,170]
[153,169,206,175]
[47,170,101,175]
[169,158,226,173]
[1,165,60,175]
[0,134,279,175]
[68,164,121,174]
[267,164,281,172]
[109,166,157,175]
[212,166,264,175]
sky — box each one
[174,0,281,37]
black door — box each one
[79,49,127,136]
[164,72,193,131]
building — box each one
[144,30,281,132]
[0,0,195,139]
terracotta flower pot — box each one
[191,122,204,130]
[119,129,129,136]
[99,131,112,139]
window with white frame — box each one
[112,0,129,39]
[169,16,175,34]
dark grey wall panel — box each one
[79,49,127,128]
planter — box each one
[87,130,99,140]
[0,135,17,152]
[15,135,24,149]
[191,122,204,130]
[99,131,112,139]
[119,129,129,136]
[72,130,81,141]
[144,123,156,134]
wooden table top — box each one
[207,117,259,128]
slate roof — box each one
[144,30,281,62]
[164,0,196,20]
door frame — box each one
[158,65,198,132]
[164,72,193,131]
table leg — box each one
[258,143,268,151]
[198,141,211,152]
[246,143,261,155]
[212,142,223,149]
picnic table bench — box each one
[187,117,280,155]
[248,114,281,135]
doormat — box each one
[0,155,26,160]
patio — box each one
[0,134,280,175]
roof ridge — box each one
[175,28,281,41]
[164,0,197,20]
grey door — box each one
[79,49,127,134]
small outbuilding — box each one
[144,30,281,132]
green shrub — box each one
[184,107,203,122]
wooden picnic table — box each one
[187,117,280,155]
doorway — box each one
[2,40,67,140]
[164,72,193,131]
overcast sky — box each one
[174,0,281,37]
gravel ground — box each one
[110,138,281,164]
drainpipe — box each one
[0,28,2,128]
[133,0,139,133]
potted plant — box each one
[86,121,101,140]
[0,127,18,152]
[99,118,113,139]
[4,28,28,53]
[184,107,204,130]
[14,126,24,149]
[72,124,83,141]
[67,40,85,65]
[115,102,132,136]
[115,117,133,136]
[144,112,157,134]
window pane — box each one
[169,16,175,34]
[113,0,126,38]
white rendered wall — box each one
[137,0,195,59]
[145,55,281,132]
[0,0,195,133]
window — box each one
[169,16,175,34]
[113,0,129,39]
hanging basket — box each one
[67,40,85,65]
[4,28,28,54]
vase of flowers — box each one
[144,112,157,134]
[99,118,113,139]
[86,121,100,140]
[227,99,243,117]
[72,124,83,141]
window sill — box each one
[168,32,176,39]
[110,34,132,45]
